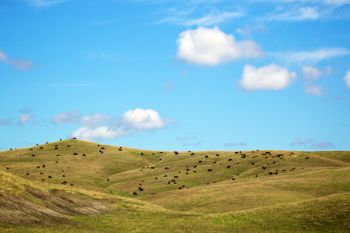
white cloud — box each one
[239,64,296,90]
[272,48,350,63]
[122,108,165,130]
[24,0,65,7]
[71,126,125,141]
[70,108,168,141]
[304,85,324,96]
[344,69,350,89]
[177,27,263,66]
[52,111,80,124]
[269,7,320,21]
[0,50,32,70]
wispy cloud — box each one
[263,0,350,5]
[301,65,331,81]
[270,48,350,63]
[0,118,13,126]
[344,69,350,89]
[52,111,80,124]
[176,134,201,147]
[133,0,350,24]
[304,85,324,96]
[301,65,331,96]
[24,0,65,7]
[268,7,320,21]
[152,0,245,26]
[159,11,244,26]
[0,50,32,70]
[290,138,336,149]
[236,24,266,36]
[324,0,350,5]
[18,109,33,125]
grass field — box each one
[0,139,349,232]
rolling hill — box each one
[0,139,349,232]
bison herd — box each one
[3,139,310,198]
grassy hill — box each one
[0,139,349,232]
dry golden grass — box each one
[0,139,349,232]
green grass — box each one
[0,139,349,232]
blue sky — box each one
[1,0,350,151]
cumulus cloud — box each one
[272,48,350,63]
[70,108,168,141]
[344,69,350,89]
[177,27,263,66]
[239,64,296,91]
[122,108,165,130]
[71,126,126,141]
[52,111,80,124]
[0,50,32,70]
[290,138,336,149]
[304,85,324,96]
[268,7,320,21]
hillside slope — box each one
[0,139,349,232]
